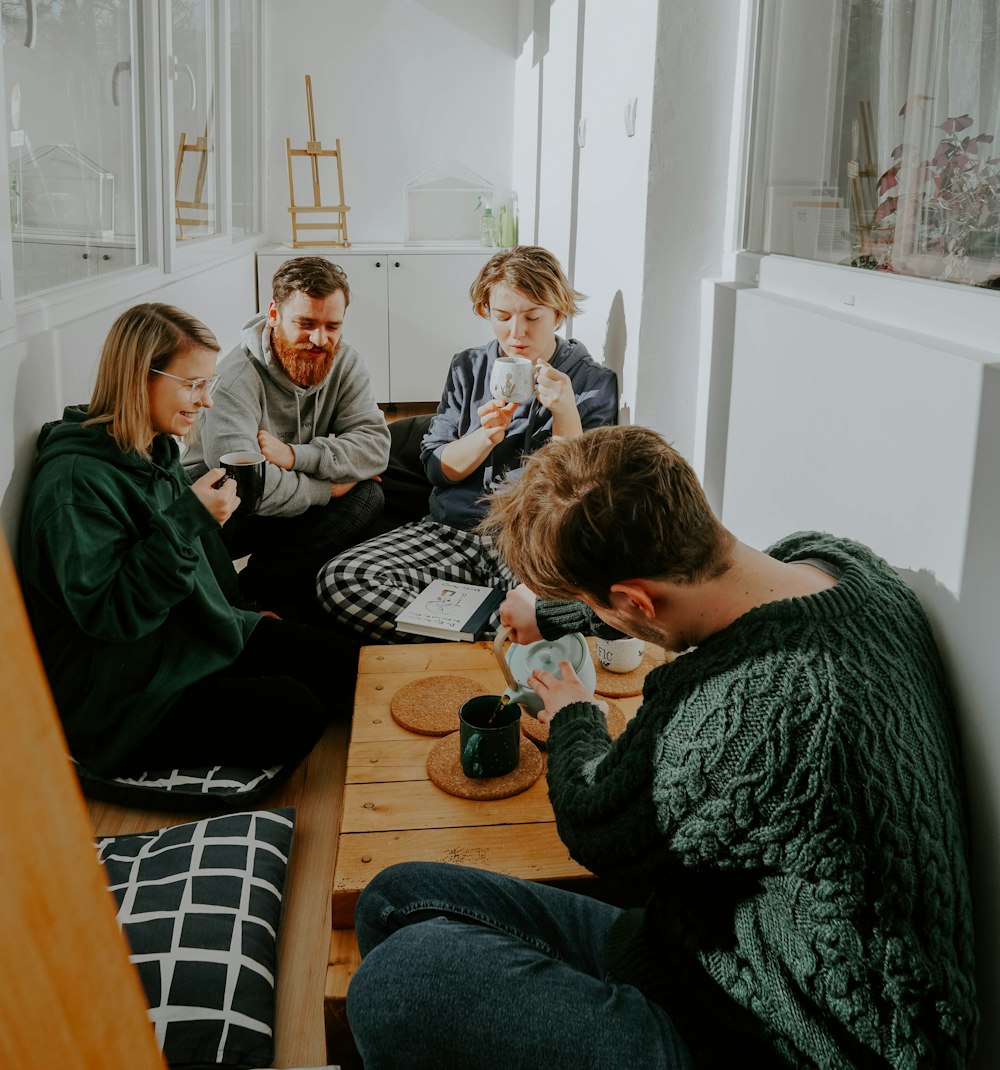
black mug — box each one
[459,695,521,779]
[217,451,266,518]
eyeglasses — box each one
[150,368,220,401]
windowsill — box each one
[749,253,999,354]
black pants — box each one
[224,478,385,609]
[122,615,358,773]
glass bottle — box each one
[480,206,498,247]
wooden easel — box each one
[174,126,210,240]
[848,100,877,244]
[285,74,350,247]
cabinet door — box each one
[387,253,492,402]
[92,245,138,276]
[12,241,96,297]
[256,252,391,402]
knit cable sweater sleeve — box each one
[545,646,811,881]
[535,598,628,641]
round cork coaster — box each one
[587,637,660,698]
[425,731,543,800]
[426,732,544,800]
[389,675,488,736]
[520,700,628,749]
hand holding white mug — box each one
[534,363,578,418]
[191,467,240,525]
[477,398,518,446]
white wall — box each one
[512,0,658,422]
[263,0,518,245]
[635,0,742,452]
[512,0,742,442]
[573,0,657,423]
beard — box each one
[270,324,337,387]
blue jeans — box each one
[347,862,695,1069]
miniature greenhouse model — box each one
[404,159,494,245]
[10,143,115,238]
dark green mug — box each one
[459,695,520,779]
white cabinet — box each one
[12,236,137,297]
[256,245,493,403]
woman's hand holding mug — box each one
[534,363,577,417]
[192,467,240,525]
[478,398,518,446]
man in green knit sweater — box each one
[346,425,977,1069]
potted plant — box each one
[872,100,1000,279]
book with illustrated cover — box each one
[394,579,505,641]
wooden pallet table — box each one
[325,640,657,1065]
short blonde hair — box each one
[469,246,584,325]
[85,303,219,457]
[481,426,734,606]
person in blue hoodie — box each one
[316,246,619,642]
[17,303,356,777]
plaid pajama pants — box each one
[315,520,518,643]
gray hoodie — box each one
[184,314,390,517]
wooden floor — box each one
[379,400,437,422]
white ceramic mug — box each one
[595,636,646,674]
[490,354,535,405]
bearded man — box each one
[185,256,389,611]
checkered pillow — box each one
[76,760,287,811]
[96,808,295,1069]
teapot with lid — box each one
[492,625,597,718]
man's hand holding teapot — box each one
[528,661,607,726]
[499,584,542,644]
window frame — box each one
[0,0,264,343]
[741,0,1000,294]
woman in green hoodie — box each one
[18,303,354,776]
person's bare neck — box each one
[664,542,837,647]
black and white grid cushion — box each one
[96,808,295,1069]
[76,761,287,811]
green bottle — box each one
[480,206,498,247]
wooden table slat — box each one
[359,644,502,675]
[340,777,554,833]
[332,823,591,926]
[346,737,436,783]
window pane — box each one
[3,0,141,298]
[230,0,258,238]
[749,0,1000,288]
[170,0,218,242]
